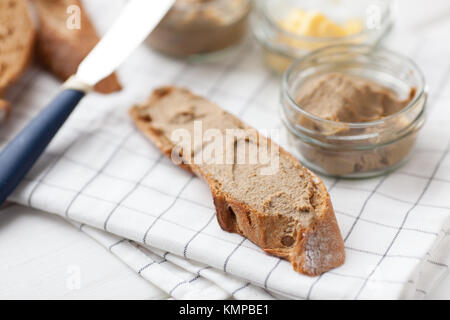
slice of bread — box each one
[130,87,345,276]
[0,99,11,123]
[0,0,35,120]
[32,0,122,94]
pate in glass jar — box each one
[147,0,251,59]
[281,45,427,178]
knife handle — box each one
[0,89,85,205]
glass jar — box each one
[252,0,394,73]
[281,45,427,178]
[147,0,251,59]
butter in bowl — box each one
[252,0,393,73]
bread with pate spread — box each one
[130,87,345,276]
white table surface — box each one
[0,205,168,300]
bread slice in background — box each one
[0,0,35,121]
[32,0,122,94]
[130,87,345,276]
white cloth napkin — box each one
[414,220,450,299]
[72,221,276,300]
[2,0,450,300]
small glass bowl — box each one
[252,0,394,73]
[280,45,427,178]
[147,0,251,59]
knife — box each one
[0,0,175,205]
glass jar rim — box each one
[256,0,393,43]
[282,44,427,129]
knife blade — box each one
[77,0,175,87]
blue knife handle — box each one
[0,89,86,205]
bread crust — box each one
[0,0,36,111]
[130,87,345,276]
[0,99,11,123]
[32,0,121,94]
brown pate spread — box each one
[147,0,250,57]
[294,73,416,176]
[135,88,324,246]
